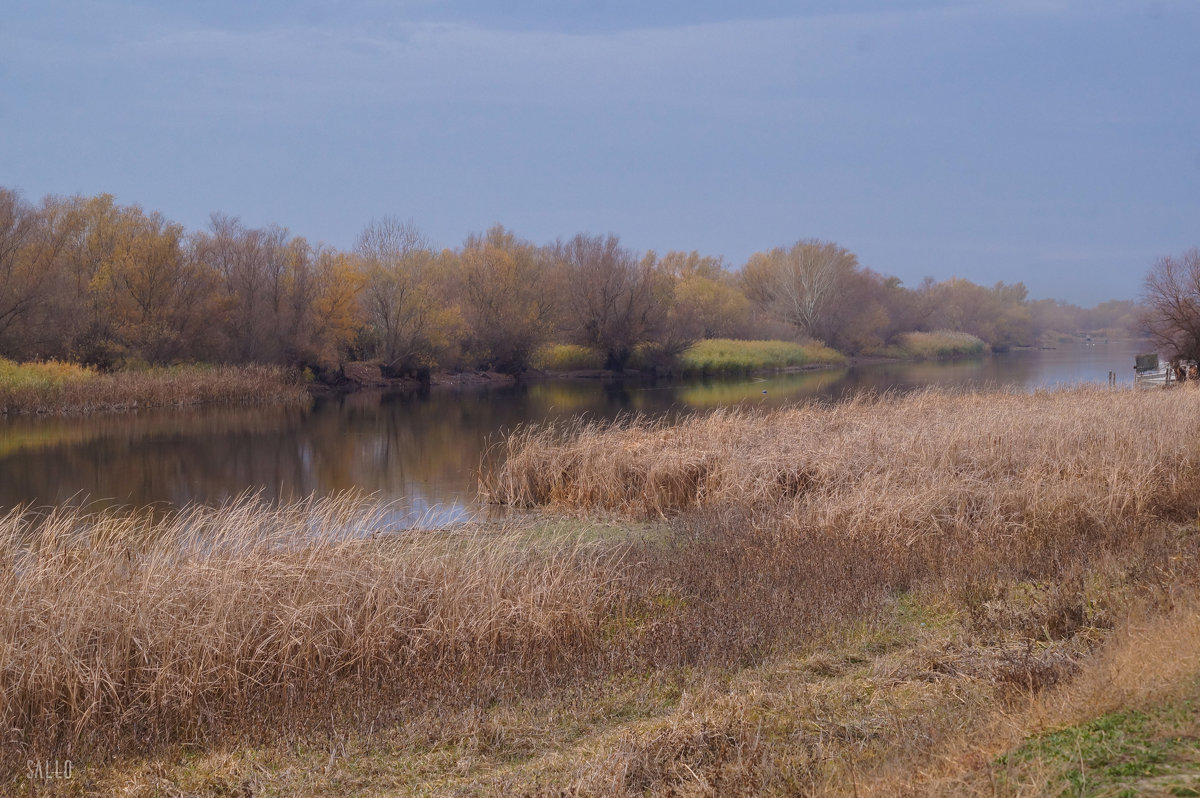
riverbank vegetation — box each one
[0,359,308,414]
[0,358,91,393]
[865,329,988,360]
[8,386,1200,794]
[0,187,1141,385]
[676,338,845,375]
[482,386,1200,522]
[532,339,846,376]
[531,343,608,371]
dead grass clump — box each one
[621,507,1192,708]
[879,637,1083,699]
[0,494,641,778]
[620,506,924,673]
[604,713,766,796]
[15,386,1200,792]
[1043,598,1200,725]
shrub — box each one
[532,344,607,371]
[0,361,309,414]
[875,330,988,360]
[678,339,845,376]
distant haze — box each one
[3,0,1197,305]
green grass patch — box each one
[995,699,1200,796]
[531,344,606,371]
[0,358,95,391]
[503,516,668,546]
[678,338,845,376]
[871,330,988,360]
[0,358,98,415]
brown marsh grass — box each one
[12,386,1200,794]
[0,494,641,778]
[484,386,1200,648]
[0,363,309,415]
[472,386,1200,794]
[482,386,1200,544]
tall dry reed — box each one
[0,494,637,775]
[481,386,1200,696]
[482,387,1200,549]
[12,386,1200,792]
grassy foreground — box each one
[0,359,310,414]
[10,387,1200,795]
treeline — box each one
[0,187,1141,375]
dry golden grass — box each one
[473,386,1200,794]
[72,565,1199,797]
[0,363,309,414]
[890,596,1200,798]
[0,495,643,781]
[482,386,1200,545]
[1048,600,1200,723]
[13,386,1200,794]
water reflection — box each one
[0,341,1150,517]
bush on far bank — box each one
[678,339,846,376]
[531,344,608,371]
[868,330,988,360]
[0,359,308,415]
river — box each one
[0,341,1150,521]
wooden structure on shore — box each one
[1134,353,1199,389]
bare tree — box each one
[191,215,355,366]
[740,239,857,342]
[191,214,275,361]
[553,233,666,371]
[1144,249,1200,362]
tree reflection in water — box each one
[0,342,1146,517]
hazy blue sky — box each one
[2,1,1197,304]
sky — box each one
[2,0,1197,305]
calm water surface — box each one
[0,341,1150,520]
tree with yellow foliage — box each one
[355,217,461,373]
[0,189,49,357]
[457,225,558,374]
